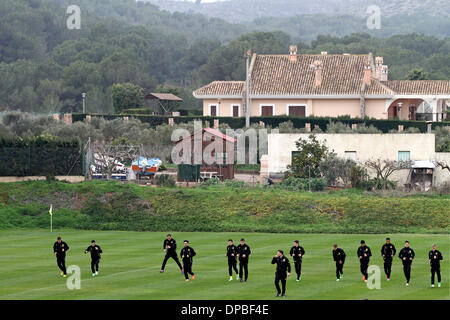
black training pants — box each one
[239,259,248,281]
[228,258,238,276]
[431,265,441,285]
[383,258,392,278]
[91,258,100,273]
[275,272,287,295]
[336,261,344,279]
[56,255,66,275]
[183,260,194,279]
[294,260,302,279]
[360,260,369,279]
[161,252,182,270]
[403,262,412,282]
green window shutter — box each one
[398,151,410,162]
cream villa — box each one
[193,46,450,121]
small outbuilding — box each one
[144,92,183,115]
[175,127,236,182]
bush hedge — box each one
[72,113,449,133]
[0,137,82,176]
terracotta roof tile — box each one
[193,81,245,96]
[250,54,369,95]
[381,80,450,95]
[193,54,450,97]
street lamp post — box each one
[82,92,87,113]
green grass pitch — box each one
[0,229,448,300]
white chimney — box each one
[321,51,327,56]
[380,65,389,81]
[314,60,322,87]
[375,56,383,80]
[364,64,372,86]
[289,45,298,62]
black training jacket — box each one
[381,243,397,259]
[429,250,442,267]
[85,245,102,260]
[357,246,372,263]
[398,247,415,264]
[53,241,69,256]
[271,256,291,275]
[289,245,305,262]
[333,248,346,263]
[163,238,177,254]
[180,246,196,262]
[236,244,251,261]
[226,244,238,260]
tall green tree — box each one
[111,83,144,113]
[286,134,331,179]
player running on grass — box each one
[236,238,251,282]
[180,240,196,282]
[160,234,183,274]
[381,237,396,281]
[289,240,305,282]
[357,240,371,283]
[84,240,103,277]
[398,240,415,287]
[53,236,69,277]
[226,239,239,281]
[332,244,346,281]
[429,244,443,288]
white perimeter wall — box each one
[267,133,450,186]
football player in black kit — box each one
[380,237,396,281]
[236,238,251,282]
[357,240,372,283]
[398,240,415,286]
[53,236,69,277]
[160,234,183,274]
[180,240,196,282]
[289,240,305,282]
[271,250,291,297]
[84,240,103,276]
[429,244,443,288]
[332,244,346,281]
[226,239,239,281]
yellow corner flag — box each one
[49,205,53,232]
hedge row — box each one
[0,137,83,176]
[122,108,203,116]
[72,113,449,133]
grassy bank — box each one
[0,181,448,233]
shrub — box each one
[154,174,176,187]
[276,176,326,191]
[319,155,355,186]
[350,165,368,188]
[365,178,396,191]
[224,179,250,188]
[199,177,221,186]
